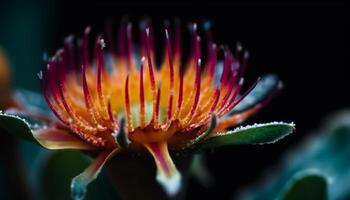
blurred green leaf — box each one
[281,172,328,200]
[0,113,119,199]
[39,150,119,200]
[201,122,295,149]
[14,89,51,115]
[240,111,350,200]
[190,154,214,188]
[0,112,95,150]
[39,150,89,200]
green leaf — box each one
[201,122,295,148]
[190,154,214,188]
[0,111,38,142]
[39,150,119,200]
[281,172,328,200]
[0,112,94,150]
[240,111,350,200]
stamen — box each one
[210,86,221,112]
[165,29,175,120]
[40,68,69,126]
[189,23,200,64]
[194,85,221,127]
[208,43,218,80]
[139,57,146,127]
[217,78,243,115]
[57,59,74,118]
[154,85,162,127]
[124,75,133,131]
[225,78,261,113]
[145,28,158,123]
[47,62,64,111]
[185,59,201,124]
[220,48,232,85]
[194,36,201,64]
[139,21,147,58]
[96,36,108,119]
[107,97,115,124]
[217,77,236,113]
[82,64,93,110]
[175,68,184,118]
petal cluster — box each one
[38,20,281,197]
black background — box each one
[2,0,349,199]
[52,1,347,199]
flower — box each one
[0,48,12,108]
[0,48,21,110]
[30,20,287,199]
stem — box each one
[106,150,193,200]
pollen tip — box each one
[192,23,197,31]
[127,22,132,31]
[84,26,91,34]
[197,58,202,66]
[141,56,146,63]
[64,35,74,44]
[97,36,106,49]
[244,50,250,59]
[239,77,244,85]
[56,48,64,56]
[236,42,243,52]
[165,29,170,39]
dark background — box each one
[0,0,347,199]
